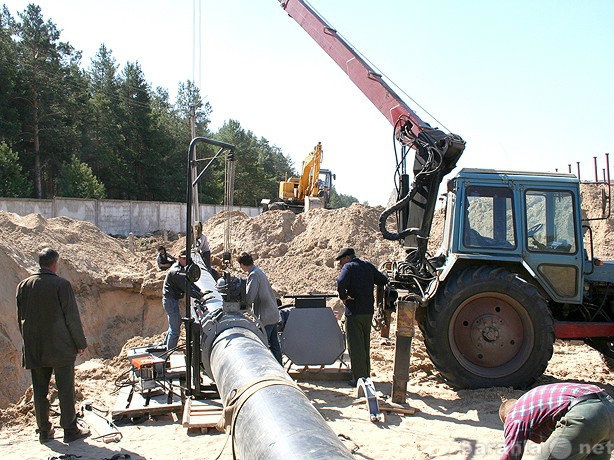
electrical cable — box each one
[152,378,183,399]
[81,402,123,442]
[113,368,133,390]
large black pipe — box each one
[210,327,353,459]
[185,136,353,459]
[190,274,353,459]
[190,241,352,459]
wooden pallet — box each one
[182,397,224,433]
[111,379,183,420]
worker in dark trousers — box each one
[499,382,614,459]
[238,252,282,364]
[162,249,207,349]
[16,248,89,444]
[335,247,388,387]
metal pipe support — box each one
[392,300,417,403]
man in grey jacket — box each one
[238,252,282,364]
[16,248,89,444]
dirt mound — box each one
[0,204,413,410]
[203,204,408,295]
[0,211,167,409]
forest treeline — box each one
[0,4,359,208]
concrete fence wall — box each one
[0,197,260,236]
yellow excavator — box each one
[261,142,335,212]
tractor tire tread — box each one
[422,266,554,389]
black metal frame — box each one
[184,137,235,396]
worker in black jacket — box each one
[156,245,176,270]
[162,249,206,349]
[335,247,388,386]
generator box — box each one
[130,355,167,393]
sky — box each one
[3,0,613,206]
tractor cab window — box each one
[463,186,516,249]
[525,190,576,253]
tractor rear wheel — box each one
[422,266,554,388]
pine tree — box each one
[0,7,20,144]
[0,142,33,197]
[13,4,88,198]
[56,154,105,199]
[84,45,131,198]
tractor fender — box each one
[437,255,550,303]
[436,253,459,283]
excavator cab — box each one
[317,169,335,208]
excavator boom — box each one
[297,141,323,200]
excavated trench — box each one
[0,204,410,409]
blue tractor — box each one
[279,0,614,388]
[383,168,614,388]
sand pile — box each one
[0,211,168,409]
[202,204,409,296]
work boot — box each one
[38,428,55,444]
[63,426,90,443]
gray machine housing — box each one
[280,295,345,366]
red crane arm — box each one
[279,0,427,142]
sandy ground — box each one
[1,338,611,460]
[0,185,613,460]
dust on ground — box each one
[0,184,612,459]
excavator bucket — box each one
[305,196,324,212]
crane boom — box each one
[279,0,426,142]
[279,0,465,265]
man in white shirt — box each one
[193,221,211,268]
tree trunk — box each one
[33,95,42,199]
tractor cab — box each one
[439,168,584,304]
[416,168,614,388]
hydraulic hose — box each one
[379,190,422,241]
